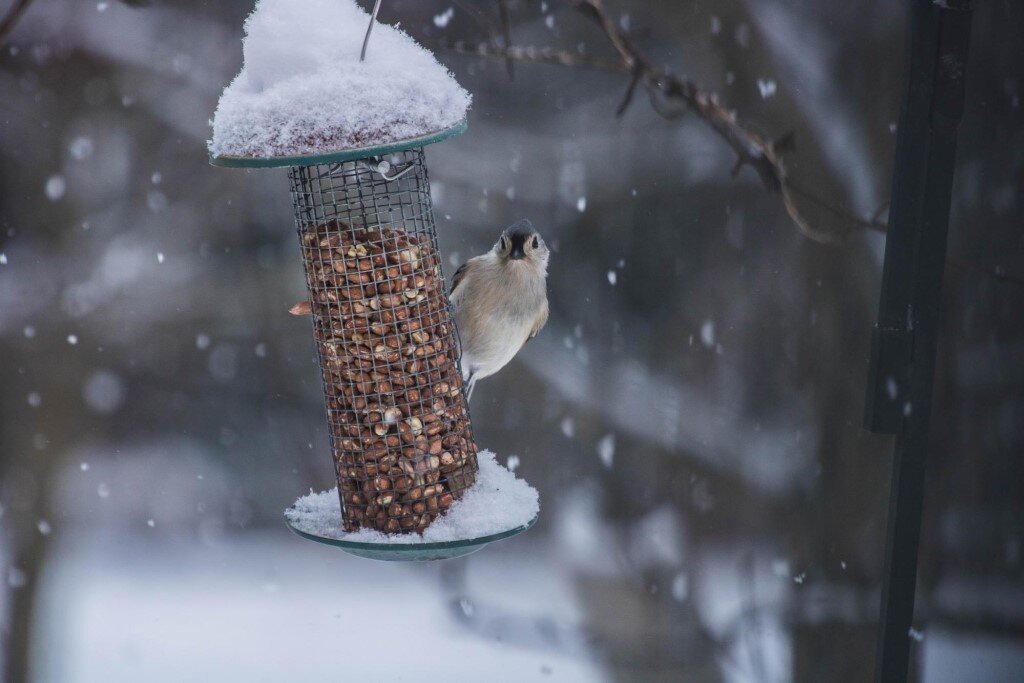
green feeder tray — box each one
[208,120,467,168]
[285,514,538,562]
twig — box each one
[442,39,623,71]
[497,0,515,80]
[616,63,643,118]
[0,0,34,45]
[569,0,833,241]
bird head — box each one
[494,219,549,270]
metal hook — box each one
[360,0,383,62]
[358,157,416,181]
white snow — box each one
[700,320,715,347]
[69,136,94,160]
[284,450,539,544]
[45,175,66,201]
[209,0,471,159]
[433,7,454,28]
[596,433,615,468]
[757,78,778,99]
[83,369,126,415]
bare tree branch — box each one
[0,0,34,45]
[442,39,623,71]
[569,0,834,241]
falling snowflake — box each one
[433,7,454,28]
[37,520,51,535]
[607,270,617,285]
[7,567,26,589]
[69,136,94,160]
[576,196,586,212]
[757,78,778,99]
[671,572,688,601]
[597,433,615,468]
[700,320,715,348]
[45,175,66,201]
[67,334,78,345]
[507,455,520,472]
[83,370,126,414]
[560,416,575,438]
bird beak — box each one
[507,233,527,260]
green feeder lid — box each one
[209,119,467,169]
[285,513,537,562]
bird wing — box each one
[449,261,469,308]
[520,302,549,350]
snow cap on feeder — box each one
[208,0,470,164]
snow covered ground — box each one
[31,530,606,683]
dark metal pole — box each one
[864,1,973,681]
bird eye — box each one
[531,236,539,249]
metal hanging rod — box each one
[360,0,383,62]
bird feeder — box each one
[208,0,536,559]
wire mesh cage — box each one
[288,148,479,534]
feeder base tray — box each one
[285,515,537,561]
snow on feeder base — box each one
[285,451,538,561]
[208,0,539,554]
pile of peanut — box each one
[300,220,478,533]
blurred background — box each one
[1,1,1022,681]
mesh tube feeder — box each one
[209,1,536,560]
[211,124,507,553]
